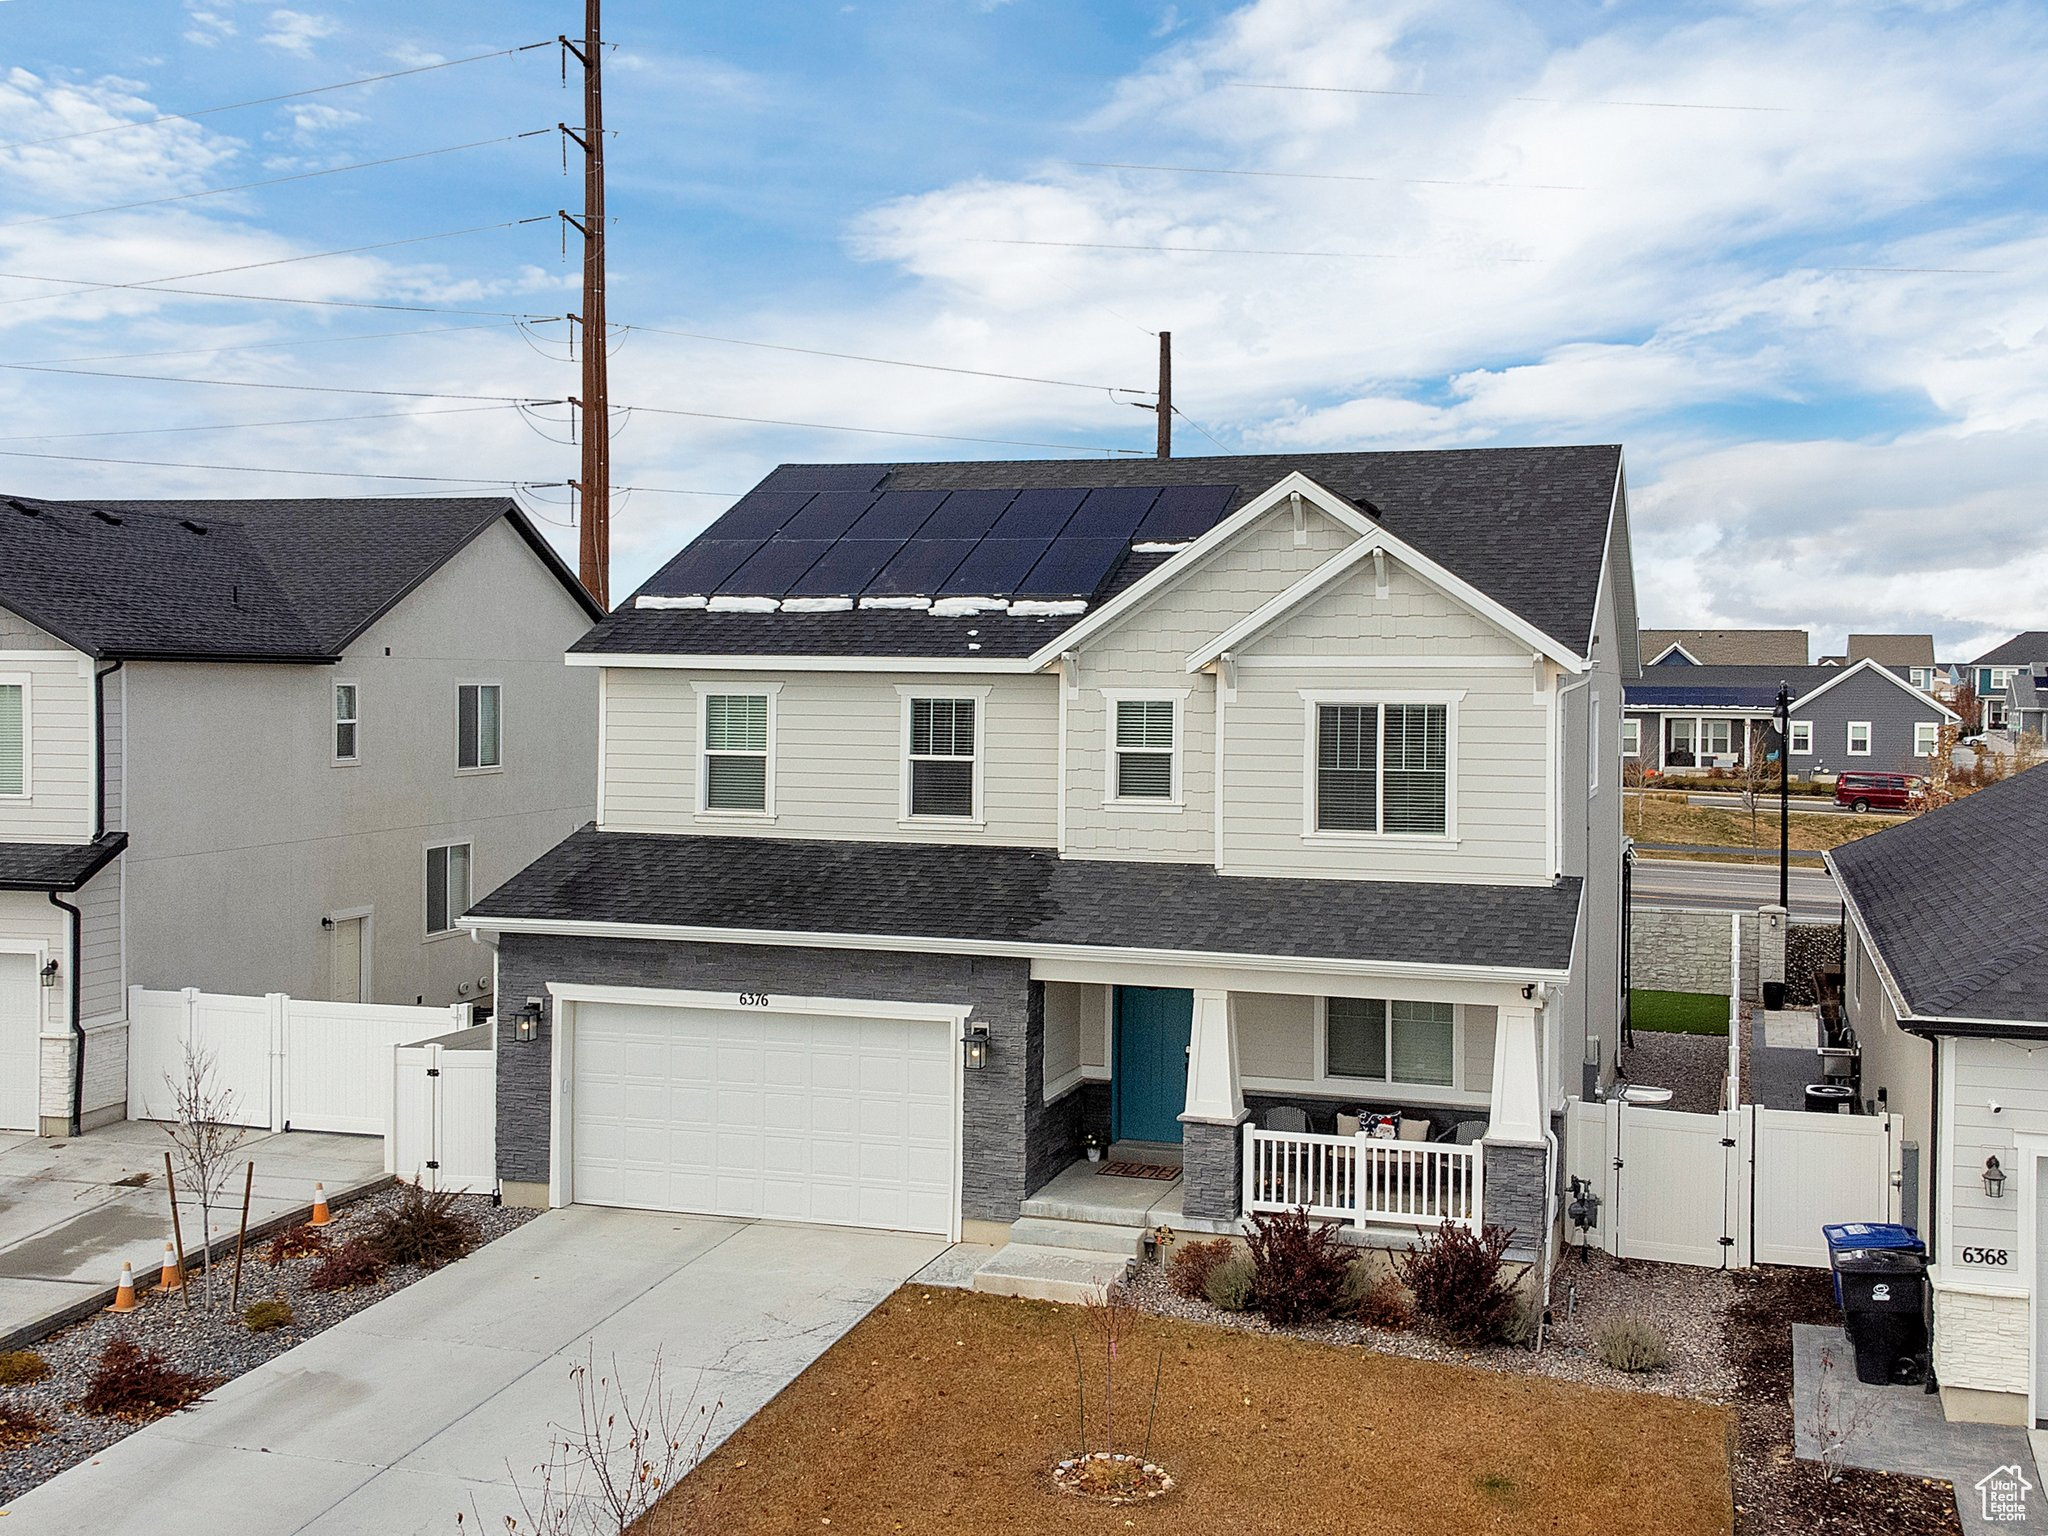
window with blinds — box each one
[458,683,502,770]
[0,683,23,796]
[1326,997,1454,1086]
[1389,1000,1455,1085]
[1325,997,1388,1080]
[1315,702,1447,835]
[425,842,471,937]
[909,697,977,817]
[333,683,359,764]
[1113,699,1175,800]
[703,693,769,811]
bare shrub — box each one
[1805,1346,1875,1483]
[265,1222,329,1268]
[1166,1237,1233,1300]
[0,1401,51,1448]
[1351,1271,1415,1331]
[306,1236,389,1293]
[371,1183,481,1271]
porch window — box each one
[333,682,359,764]
[1620,718,1640,758]
[1847,721,1872,756]
[702,693,770,811]
[1913,721,1939,757]
[458,683,502,770]
[1325,997,1455,1087]
[1699,719,1733,758]
[425,841,471,938]
[1314,702,1448,836]
[1668,717,1696,763]
[1112,699,1176,801]
[0,680,23,796]
[908,697,977,818]
[1789,720,1812,754]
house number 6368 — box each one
[738,993,771,1007]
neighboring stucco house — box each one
[464,447,1636,1276]
[1639,627,1808,667]
[0,494,600,1136]
[1829,767,2048,1427]
[1623,658,1956,776]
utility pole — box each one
[1155,330,1172,458]
[561,0,610,609]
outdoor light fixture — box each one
[511,997,544,1045]
[1983,1155,2006,1199]
[963,1022,991,1071]
[39,959,58,989]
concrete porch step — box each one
[1006,1216,1147,1256]
[971,1243,1132,1304]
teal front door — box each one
[1113,987,1193,1145]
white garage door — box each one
[570,999,958,1236]
[0,952,40,1131]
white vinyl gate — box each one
[389,1031,496,1193]
[1566,1098,1897,1268]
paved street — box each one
[1632,857,1842,921]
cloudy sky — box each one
[1,0,2043,657]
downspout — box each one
[49,890,83,1137]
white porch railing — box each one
[1241,1128,1480,1231]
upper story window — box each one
[1909,667,1930,690]
[1109,696,1179,804]
[458,683,502,771]
[1619,718,1640,758]
[1325,996,1455,1087]
[1913,721,1939,757]
[425,841,471,938]
[701,691,772,814]
[1789,720,1813,754]
[1847,721,1873,756]
[905,694,980,820]
[0,678,24,797]
[1310,699,1451,838]
[333,682,359,765]
[1990,667,2017,692]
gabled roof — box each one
[1973,632,2048,667]
[574,445,1624,665]
[1624,658,1958,719]
[0,494,599,662]
[1847,633,1935,668]
[1831,766,2048,1027]
[1640,628,1808,666]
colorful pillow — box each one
[1362,1112,1402,1141]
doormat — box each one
[1098,1161,1181,1182]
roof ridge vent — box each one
[91,509,123,526]
[8,498,39,517]
[180,519,208,535]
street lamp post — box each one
[1776,682,1793,910]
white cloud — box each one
[258,9,337,57]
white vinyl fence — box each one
[128,986,466,1135]
[389,1030,497,1194]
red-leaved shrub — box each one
[1242,1206,1352,1327]
[1394,1221,1520,1343]
[1166,1237,1234,1301]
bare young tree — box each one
[162,1040,249,1310]
[1735,725,1781,848]
[1804,1346,1876,1484]
[1922,721,1965,810]
[1622,757,1649,838]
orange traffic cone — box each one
[309,1181,331,1226]
[110,1261,139,1313]
[158,1239,184,1292]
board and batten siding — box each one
[1219,559,1551,884]
[1063,503,1356,863]
[601,667,1059,846]
[0,638,96,844]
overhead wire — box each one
[0,270,559,318]
[619,323,1147,395]
[1070,160,1588,192]
[1224,81,1792,112]
[0,402,518,444]
[619,402,1144,455]
[8,320,524,368]
[1171,406,1232,454]
[973,237,1539,262]
[0,445,565,486]
[0,360,557,404]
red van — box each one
[1834,772,1921,814]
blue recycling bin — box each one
[1824,1222,1922,1306]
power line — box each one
[1171,405,1231,453]
[0,445,564,486]
[0,269,555,318]
[0,402,517,444]
[10,321,522,368]
[0,216,553,308]
[1070,160,1588,192]
[0,131,553,229]
[0,360,556,404]
[622,323,1148,395]
[622,403,1144,455]
[1225,80,1791,112]
[0,42,553,154]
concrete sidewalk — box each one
[0,1121,386,1346]
[2,1208,949,1535]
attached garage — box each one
[554,986,966,1239]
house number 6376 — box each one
[738,993,771,1007]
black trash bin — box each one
[1836,1248,1928,1385]
[1805,1083,1856,1114]
[1763,981,1788,1011]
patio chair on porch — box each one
[1263,1105,1310,1133]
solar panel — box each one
[642,538,766,595]
[989,487,1087,538]
[1014,538,1127,598]
[918,488,1017,540]
[865,539,977,596]
[939,537,1054,596]
[778,490,883,540]
[702,491,816,542]
[1134,483,1237,541]
[717,538,834,596]
[1067,486,1161,543]
[755,464,891,494]
[846,490,947,539]
[786,537,910,597]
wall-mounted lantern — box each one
[1983,1155,2006,1199]
[511,997,545,1045]
[39,959,59,989]
[962,1021,990,1071]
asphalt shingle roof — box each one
[0,494,598,660]
[1831,768,2048,1026]
[1848,633,1935,667]
[1974,632,2048,667]
[576,445,1623,663]
[0,834,127,892]
[1641,629,1809,666]
[468,825,1585,973]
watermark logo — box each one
[1976,1463,2033,1524]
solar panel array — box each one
[644,482,1239,603]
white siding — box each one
[77,860,123,1024]
[601,668,1059,846]
[1946,1034,2047,1277]
[0,646,95,843]
[0,607,71,651]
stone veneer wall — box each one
[494,932,1056,1224]
[38,1023,128,1135]
[1181,1119,1243,1222]
[1932,1281,2029,1398]
[1631,907,1759,1000]
[1481,1141,1549,1260]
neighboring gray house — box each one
[1829,765,2048,1427]
[1623,658,1956,777]
[1971,633,2048,733]
[0,495,601,1136]
[1640,627,1808,667]
[464,447,1636,1282]
[2007,670,2048,738]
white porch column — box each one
[1180,986,1244,1125]
[1485,1002,1545,1144]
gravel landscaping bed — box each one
[0,1187,536,1505]
[1621,1026,1730,1114]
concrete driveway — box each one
[0,1122,386,1345]
[3,1208,950,1535]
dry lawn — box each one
[642,1286,1734,1536]
[1624,794,1891,853]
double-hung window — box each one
[1619,718,1640,758]
[1668,717,1696,762]
[1847,721,1872,756]
[0,679,24,797]
[425,841,471,938]
[1789,720,1812,754]
[457,683,502,771]
[1110,697,1177,802]
[907,696,978,819]
[1913,721,1939,757]
[333,682,359,764]
[1699,719,1733,758]
[701,692,771,813]
[1325,997,1456,1087]
[1312,700,1450,836]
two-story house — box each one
[465,449,1636,1274]
[0,494,600,1137]
[1972,633,2048,734]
